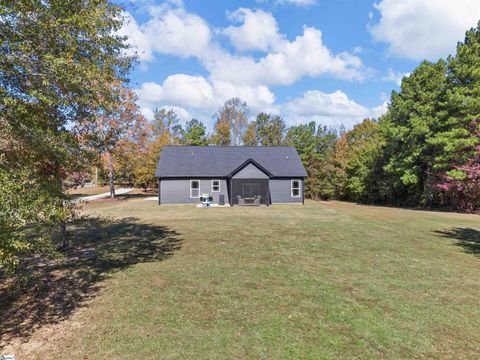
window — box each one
[190,180,200,198]
[291,180,301,198]
[212,179,220,192]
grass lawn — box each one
[1,199,479,359]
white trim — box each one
[190,179,200,198]
[211,179,221,192]
[291,179,301,198]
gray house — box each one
[155,146,307,206]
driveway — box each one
[72,188,134,202]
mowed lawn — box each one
[3,199,480,359]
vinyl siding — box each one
[269,179,303,204]
[232,163,269,179]
[160,178,303,205]
[160,179,229,204]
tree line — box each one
[1,0,479,274]
[114,16,480,216]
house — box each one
[155,146,308,206]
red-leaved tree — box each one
[436,145,480,213]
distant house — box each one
[155,146,307,206]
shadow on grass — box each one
[0,216,181,347]
[434,227,480,257]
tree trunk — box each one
[59,178,68,249]
[108,152,115,198]
[60,220,67,249]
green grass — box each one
[2,200,480,359]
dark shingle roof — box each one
[156,146,307,178]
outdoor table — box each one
[243,197,255,205]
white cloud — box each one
[137,79,388,129]
[118,1,211,62]
[163,105,194,122]
[135,77,388,129]
[135,74,276,124]
[210,26,367,86]
[125,2,377,129]
[142,3,211,59]
[123,4,367,85]
[371,102,388,119]
[118,12,154,62]
[277,0,317,6]
[383,69,410,86]
[370,0,480,60]
[119,6,212,68]
[224,8,283,52]
[255,0,317,5]
[139,104,192,123]
[282,90,387,128]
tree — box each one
[0,166,72,272]
[432,23,480,211]
[436,145,480,212]
[113,119,150,187]
[381,60,448,205]
[431,22,480,171]
[212,98,249,146]
[284,122,338,199]
[181,119,209,146]
[343,119,385,202]
[331,133,349,199]
[210,114,231,146]
[89,85,147,198]
[377,23,480,209]
[151,108,183,143]
[243,121,258,146]
[0,0,132,271]
[133,127,177,191]
[256,113,286,146]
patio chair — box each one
[253,195,261,206]
[237,195,245,206]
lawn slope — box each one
[2,200,479,359]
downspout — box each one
[267,178,271,206]
[302,178,304,205]
[158,178,161,205]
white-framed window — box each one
[211,179,220,192]
[190,180,200,198]
[291,179,301,198]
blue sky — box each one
[122,0,480,129]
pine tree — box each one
[381,60,448,204]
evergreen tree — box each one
[434,22,480,168]
[381,60,448,204]
[181,119,209,146]
[284,122,337,199]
